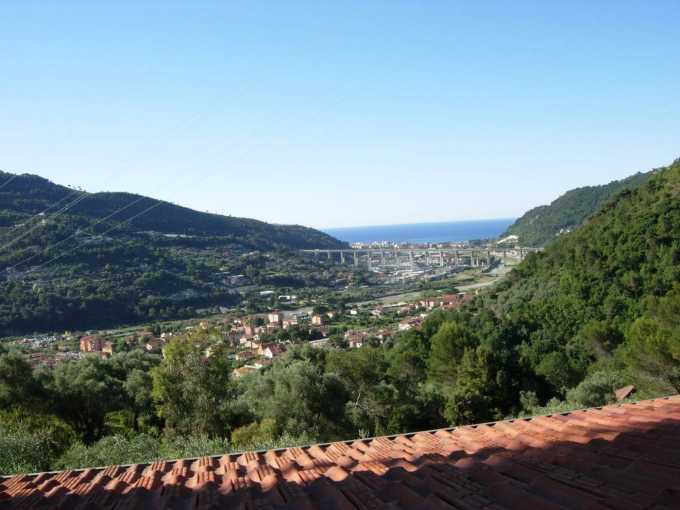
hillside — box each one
[0,171,344,249]
[502,169,654,246]
[465,158,680,414]
[0,171,346,335]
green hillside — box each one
[502,169,654,246]
[0,171,344,249]
[0,171,346,335]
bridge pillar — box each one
[380,250,385,266]
[440,251,445,267]
[326,251,332,261]
[340,251,345,264]
[354,251,359,266]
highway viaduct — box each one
[301,246,539,269]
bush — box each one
[566,370,627,407]
[159,435,231,460]
[56,434,162,470]
[230,419,277,449]
[0,411,77,475]
[0,427,56,475]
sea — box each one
[324,218,515,245]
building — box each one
[145,338,162,353]
[235,350,256,361]
[101,341,114,357]
[344,330,368,349]
[267,311,282,325]
[311,314,325,326]
[8,396,680,509]
[308,337,330,349]
[257,342,286,359]
[282,317,298,329]
[398,317,422,331]
[79,335,103,353]
[263,344,286,359]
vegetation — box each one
[0,171,347,335]
[1,159,679,475]
[502,169,653,246]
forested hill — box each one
[355,158,680,429]
[0,171,345,334]
[502,169,654,246]
[0,171,345,250]
[452,158,680,419]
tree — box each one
[0,351,47,411]
[151,334,233,436]
[50,356,122,441]
[427,321,476,387]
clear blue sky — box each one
[1,1,679,228]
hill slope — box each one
[388,158,680,427]
[502,170,654,246]
[454,158,680,417]
[0,171,346,335]
[0,171,344,250]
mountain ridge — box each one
[502,169,656,246]
[0,170,345,249]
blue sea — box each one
[324,218,515,245]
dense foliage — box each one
[502,169,653,246]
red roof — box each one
[2,395,679,509]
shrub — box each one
[0,411,77,475]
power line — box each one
[8,194,150,271]
[25,199,165,274]
[0,173,18,191]
[0,189,91,253]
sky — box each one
[1,1,679,229]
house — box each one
[79,335,104,353]
[145,338,162,353]
[228,326,246,345]
[239,337,259,349]
[375,329,393,342]
[257,342,286,359]
[102,341,114,357]
[309,337,330,349]
[282,317,298,329]
[344,330,368,349]
[311,314,325,326]
[399,318,423,331]
[263,344,286,359]
[236,350,256,361]
[268,312,282,325]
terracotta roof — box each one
[2,395,680,509]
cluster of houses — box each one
[24,350,80,369]
[15,290,474,374]
[227,312,299,378]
